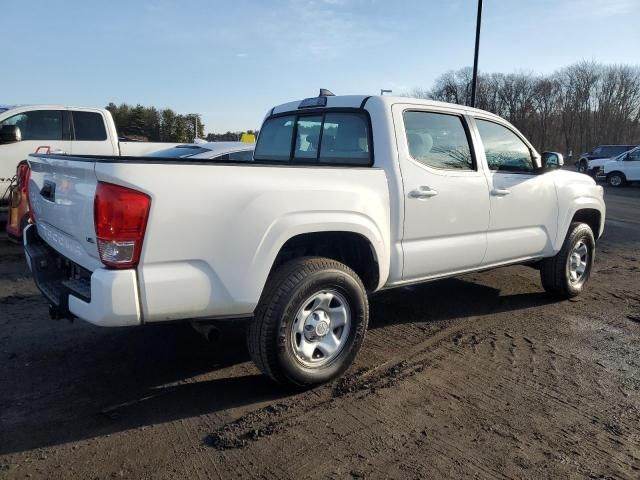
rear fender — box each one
[251,211,390,296]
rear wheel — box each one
[607,171,626,187]
[247,257,368,388]
[540,222,595,298]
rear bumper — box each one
[24,225,141,327]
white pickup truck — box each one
[0,104,178,201]
[24,93,606,388]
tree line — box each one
[105,103,205,143]
[412,61,640,158]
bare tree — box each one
[413,61,640,156]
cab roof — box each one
[270,94,502,120]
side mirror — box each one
[0,125,22,145]
[541,151,563,170]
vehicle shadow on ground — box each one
[0,275,558,455]
[369,276,555,329]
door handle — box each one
[409,186,438,199]
[491,188,511,196]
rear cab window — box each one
[254,110,372,166]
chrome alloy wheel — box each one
[290,290,351,367]
[568,240,589,284]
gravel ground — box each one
[0,186,639,479]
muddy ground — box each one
[0,186,639,479]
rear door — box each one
[69,110,117,155]
[393,104,490,280]
[472,117,558,265]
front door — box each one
[394,105,490,280]
[623,148,640,181]
[473,117,558,265]
[0,109,71,186]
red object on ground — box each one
[6,161,31,241]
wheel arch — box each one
[555,204,604,251]
[252,213,389,300]
[271,231,382,292]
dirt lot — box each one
[1,186,639,479]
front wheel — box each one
[540,222,595,298]
[607,172,626,187]
[578,161,588,173]
[247,257,368,388]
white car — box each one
[0,105,180,201]
[600,146,640,187]
[24,92,605,387]
[146,141,254,161]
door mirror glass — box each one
[541,151,564,170]
[0,125,22,144]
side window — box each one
[403,111,474,170]
[72,111,107,141]
[254,115,295,161]
[592,147,602,155]
[604,146,620,156]
[628,149,640,161]
[475,119,535,173]
[229,150,253,161]
[318,113,371,165]
[0,110,63,141]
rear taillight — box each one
[23,164,35,224]
[94,182,151,268]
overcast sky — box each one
[3,0,639,132]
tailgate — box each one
[28,154,103,271]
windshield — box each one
[146,145,211,158]
[614,146,639,160]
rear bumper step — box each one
[24,225,141,327]
[24,226,91,319]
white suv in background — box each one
[600,146,640,187]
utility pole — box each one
[470,0,483,108]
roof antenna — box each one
[319,89,335,97]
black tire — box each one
[578,160,588,173]
[607,171,626,187]
[247,257,368,388]
[540,222,595,299]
